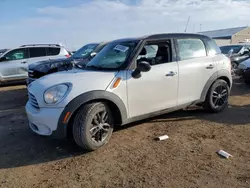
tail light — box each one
[65,54,71,58]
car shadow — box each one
[0,78,249,169]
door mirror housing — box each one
[90,52,97,57]
[132,61,151,78]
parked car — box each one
[220,44,250,74]
[26,33,232,151]
[0,44,70,85]
[236,58,250,84]
[0,49,9,56]
[27,42,108,85]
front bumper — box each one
[25,101,65,138]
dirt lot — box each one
[0,78,250,188]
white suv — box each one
[0,44,70,85]
[26,33,232,151]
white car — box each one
[0,44,70,85]
[26,33,232,151]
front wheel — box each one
[203,79,229,113]
[73,102,114,151]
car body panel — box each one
[177,56,215,105]
[126,62,178,118]
[28,69,117,108]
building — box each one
[198,26,250,46]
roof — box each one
[20,44,62,47]
[198,26,248,39]
[111,33,210,43]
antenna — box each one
[184,16,190,32]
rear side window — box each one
[29,47,46,58]
[47,47,60,56]
[206,39,221,56]
[177,38,206,60]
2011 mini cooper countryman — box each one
[26,33,232,151]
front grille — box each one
[28,92,39,109]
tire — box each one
[72,102,114,151]
[203,79,229,113]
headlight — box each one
[44,84,70,104]
[238,64,247,70]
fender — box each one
[53,90,127,139]
[199,69,232,102]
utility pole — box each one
[200,24,202,32]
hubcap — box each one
[89,110,110,143]
[212,85,228,107]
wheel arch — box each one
[200,70,232,102]
[53,90,127,139]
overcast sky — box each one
[0,0,250,50]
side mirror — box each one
[132,61,151,79]
[90,52,97,57]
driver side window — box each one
[4,48,27,61]
[137,40,172,66]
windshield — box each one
[220,45,242,54]
[72,43,98,58]
[85,41,138,70]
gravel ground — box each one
[0,78,250,188]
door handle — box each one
[165,71,177,76]
[21,61,27,64]
[206,64,214,69]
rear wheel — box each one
[203,79,229,113]
[72,102,114,151]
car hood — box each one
[28,69,118,108]
[29,58,74,69]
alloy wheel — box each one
[212,85,228,107]
[89,110,111,143]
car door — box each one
[126,40,179,118]
[0,48,28,81]
[176,38,214,106]
[19,47,48,78]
